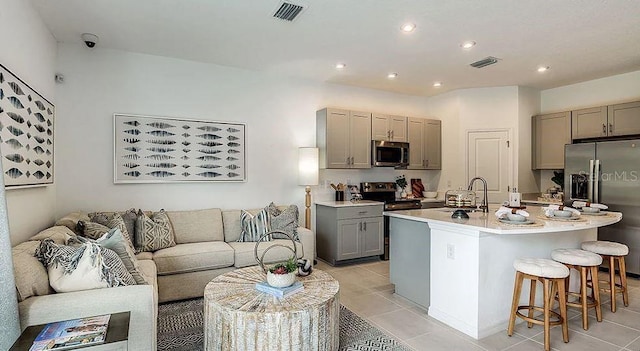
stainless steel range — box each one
[360,182,422,260]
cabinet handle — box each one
[387,130,390,139]
[358,211,368,215]
[425,159,429,167]
[350,156,354,165]
[391,130,394,139]
[602,123,607,134]
[358,222,362,231]
[363,222,367,231]
[609,123,613,134]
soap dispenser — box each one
[509,188,521,207]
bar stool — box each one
[507,258,569,351]
[582,241,629,312]
[551,248,603,330]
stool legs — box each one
[620,255,629,307]
[562,264,602,330]
[556,278,569,344]
[603,255,629,312]
[507,271,524,336]
[609,255,617,312]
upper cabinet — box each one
[532,112,571,170]
[407,118,441,170]
[372,114,407,142]
[572,101,640,140]
[317,108,372,169]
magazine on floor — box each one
[29,314,110,351]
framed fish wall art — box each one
[0,64,54,188]
[113,114,246,183]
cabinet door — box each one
[424,119,442,169]
[608,101,640,137]
[361,217,383,256]
[389,115,408,142]
[407,117,426,169]
[572,106,607,140]
[533,112,571,169]
[325,109,351,168]
[336,219,361,261]
[349,111,372,168]
[371,113,390,141]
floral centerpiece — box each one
[266,257,298,288]
[396,175,408,198]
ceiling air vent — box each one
[273,2,305,21]
[470,56,500,68]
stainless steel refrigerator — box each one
[565,139,640,275]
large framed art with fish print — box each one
[0,64,54,188]
[113,114,246,183]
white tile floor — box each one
[316,259,640,351]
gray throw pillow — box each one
[237,207,272,242]
[135,209,176,252]
[268,203,299,240]
[77,221,111,240]
[88,212,136,252]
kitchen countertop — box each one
[315,200,384,208]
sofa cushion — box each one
[152,242,234,275]
[228,239,304,268]
[238,208,272,242]
[166,208,224,244]
[88,213,135,251]
[29,226,76,244]
[222,208,263,242]
[55,212,91,235]
[135,251,153,261]
[135,210,176,252]
[12,241,53,301]
[78,221,111,240]
[90,209,138,243]
[268,203,299,239]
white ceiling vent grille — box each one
[470,56,500,68]
[273,1,305,21]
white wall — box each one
[0,0,57,244]
[541,70,640,113]
[516,86,540,194]
[54,44,431,220]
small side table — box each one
[204,266,340,351]
[10,312,130,351]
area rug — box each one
[157,298,412,351]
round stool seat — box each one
[551,248,603,266]
[582,241,629,256]
[514,258,570,278]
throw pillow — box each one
[267,203,299,240]
[237,207,272,242]
[89,209,137,244]
[77,221,111,240]
[135,209,176,252]
[87,212,136,252]
[70,228,148,285]
[35,239,136,293]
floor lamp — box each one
[298,147,319,230]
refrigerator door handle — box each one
[588,159,594,202]
[594,159,600,203]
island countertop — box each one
[384,206,621,235]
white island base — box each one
[387,208,621,340]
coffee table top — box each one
[204,266,339,313]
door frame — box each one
[465,128,514,196]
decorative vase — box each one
[267,271,296,288]
[400,189,408,198]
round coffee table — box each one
[204,266,340,351]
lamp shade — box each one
[298,147,319,186]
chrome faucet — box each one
[468,177,489,213]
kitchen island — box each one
[386,207,622,339]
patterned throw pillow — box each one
[135,209,176,252]
[35,239,136,292]
[268,203,299,240]
[237,207,272,242]
[88,212,136,252]
[77,221,111,240]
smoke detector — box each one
[273,1,305,22]
[470,56,500,68]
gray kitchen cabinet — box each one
[572,106,608,139]
[608,101,640,136]
[407,117,441,170]
[317,108,372,169]
[532,111,571,169]
[372,113,407,141]
[315,203,384,265]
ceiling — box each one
[31,0,640,97]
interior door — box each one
[467,130,511,203]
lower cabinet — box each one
[316,203,383,265]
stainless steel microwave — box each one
[372,140,409,167]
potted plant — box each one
[396,175,408,198]
[266,257,298,288]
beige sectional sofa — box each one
[11,206,314,351]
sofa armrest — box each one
[18,285,156,351]
[297,227,315,262]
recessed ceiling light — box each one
[460,41,476,49]
[401,23,416,32]
[387,73,398,79]
[335,63,346,69]
[433,82,442,87]
[537,66,550,73]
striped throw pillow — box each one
[238,208,272,242]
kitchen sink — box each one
[437,207,482,213]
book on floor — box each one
[255,280,304,298]
[29,314,110,351]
